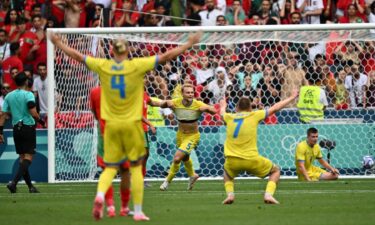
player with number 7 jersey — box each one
[49,30,203,221]
[219,90,299,205]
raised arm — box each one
[268,90,299,116]
[160,100,175,109]
[50,32,85,63]
[158,31,202,65]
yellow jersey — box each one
[171,98,207,122]
[295,141,323,171]
[224,110,267,159]
[85,55,157,121]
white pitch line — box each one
[1,189,374,198]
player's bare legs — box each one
[264,165,280,204]
[222,171,235,204]
[183,155,199,191]
[319,172,339,180]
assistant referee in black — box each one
[0,72,45,193]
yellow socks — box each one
[166,162,181,182]
[224,181,234,194]
[97,167,118,195]
[130,165,144,205]
[183,158,194,177]
[265,181,277,195]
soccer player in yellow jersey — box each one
[159,83,217,191]
[295,127,339,181]
[220,90,299,205]
[50,31,202,221]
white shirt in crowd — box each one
[194,68,214,85]
[345,74,368,107]
[369,12,375,34]
[297,0,324,24]
[319,87,329,107]
[199,9,223,26]
[0,42,10,62]
[33,76,48,113]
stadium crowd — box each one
[0,0,375,127]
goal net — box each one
[47,24,375,182]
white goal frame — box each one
[47,23,375,183]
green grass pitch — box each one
[1,179,375,225]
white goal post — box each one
[47,24,375,183]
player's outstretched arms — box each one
[158,31,202,64]
[160,100,175,110]
[49,31,85,63]
[268,89,299,116]
[199,105,217,115]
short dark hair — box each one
[37,62,47,69]
[237,97,251,111]
[307,127,318,136]
[31,14,42,21]
[32,3,42,10]
[16,17,28,25]
[10,42,20,55]
[0,28,6,35]
[14,72,28,87]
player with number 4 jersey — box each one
[50,30,203,221]
[220,90,299,205]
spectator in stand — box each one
[155,2,174,26]
[30,15,45,41]
[279,0,296,24]
[0,83,11,110]
[13,18,38,67]
[335,41,364,66]
[2,42,23,90]
[88,4,103,27]
[3,9,20,42]
[0,0,11,28]
[289,11,302,24]
[0,29,11,74]
[216,15,228,25]
[339,4,366,23]
[242,74,258,100]
[53,0,81,28]
[297,0,324,24]
[250,63,264,90]
[199,0,224,26]
[245,13,261,25]
[321,0,335,23]
[345,64,368,108]
[257,0,280,24]
[194,55,214,85]
[334,68,350,110]
[204,67,231,104]
[367,1,375,35]
[364,70,375,107]
[114,0,140,27]
[142,10,159,27]
[33,63,48,114]
[281,51,306,107]
[225,0,246,25]
[336,0,366,19]
[257,65,282,106]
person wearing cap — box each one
[0,72,46,194]
[50,30,202,221]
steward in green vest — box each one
[297,72,327,123]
